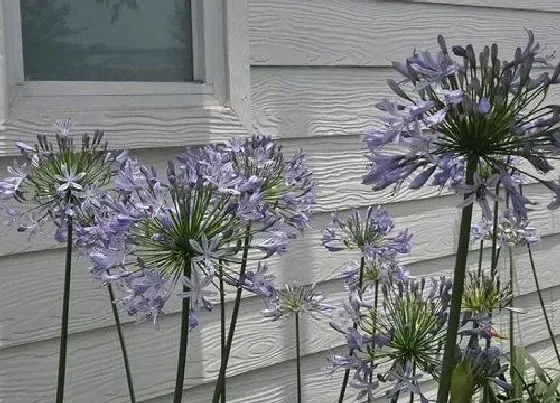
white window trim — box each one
[0,0,251,154]
[5,0,224,99]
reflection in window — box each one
[20,0,193,82]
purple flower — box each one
[189,234,226,270]
[454,173,501,220]
[362,32,560,222]
[179,265,215,312]
[386,362,427,403]
[479,97,491,114]
[322,206,410,257]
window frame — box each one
[0,0,229,120]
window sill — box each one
[17,81,214,97]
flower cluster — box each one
[85,135,315,327]
[362,31,560,221]
[324,206,442,400]
[471,209,540,247]
[0,119,122,242]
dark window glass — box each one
[20,0,193,82]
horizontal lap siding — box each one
[409,0,560,13]
[249,0,560,66]
[3,0,560,402]
[142,341,560,403]
[246,0,560,402]
[3,180,560,347]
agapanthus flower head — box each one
[90,147,250,325]
[221,134,316,232]
[263,283,332,321]
[456,340,510,394]
[385,361,428,403]
[363,31,560,220]
[0,121,120,240]
[377,276,451,377]
[471,209,540,247]
[462,271,512,314]
[322,205,412,258]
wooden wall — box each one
[2,0,560,401]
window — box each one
[0,0,227,115]
[0,0,251,152]
[20,0,194,82]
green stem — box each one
[338,256,366,403]
[477,240,484,278]
[173,258,192,403]
[55,216,73,403]
[107,282,136,403]
[508,248,515,384]
[490,187,500,280]
[527,245,560,367]
[295,312,302,403]
[219,261,226,403]
[409,362,417,403]
[212,228,251,403]
[436,157,477,403]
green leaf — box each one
[543,374,560,402]
[511,345,526,400]
[526,353,548,384]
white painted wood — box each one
[2,182,559,348]
[3,0,21,106]
[0,106,247,156]
[0,279,556,402]
[202,0,226,103]
[0,1,9,124]
[2,1,560,402]
[248,0,560,66]
[410,0,560,13]
[143,342,560,403]
[251,67,560,139]
[191,0,205,82]
[224,0,252,130]
[17,81,213,97]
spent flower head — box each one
[363,31,560,220]
[377,276,452,377]
[463,271,512,314]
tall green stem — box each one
[173,258,192,403]
[477,240,484,277]
[219,261,226,403]
[55,216,73,403]
[436,157,477,403]
[409,362,417,403]
[508,249,515,384]
[295,312,302,403]
[338,256,366,403]
[107,282,136,403]
[212,228,252,403]
[528,245,560,366]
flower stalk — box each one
[527,245,560,367]
[173,258,192,403]
[212,228,252,403]
[55,214,73,403]
[338,256,365,402]
[437,157,477,403]
[219,260,226,403]
[106,281,136,403]
[295,311,302,403]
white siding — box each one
[2,0,560,402]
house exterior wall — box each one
[1,1,560,402]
